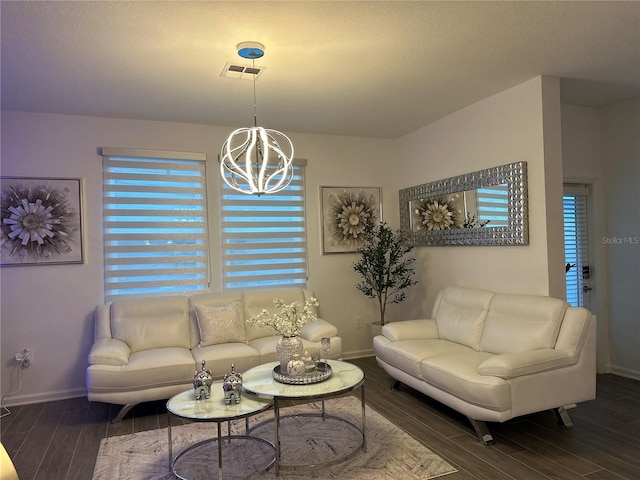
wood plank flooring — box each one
[1,357,639,480]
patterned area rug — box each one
[93,397,457,479]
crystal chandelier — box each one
[220,42,294,195]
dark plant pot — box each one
[369,322,383,338]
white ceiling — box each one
[1,1,639,139]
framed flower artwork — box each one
[320,186,382,254]
[1,177,84,266]
[410,194,465,231]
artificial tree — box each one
[352,222,417,326]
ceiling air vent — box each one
[221,62,265,80]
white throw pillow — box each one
[194,301,246,347]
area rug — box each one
[93,397,457,479]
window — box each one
[476,183,509,227]
[102,148,209,302]
[220,160,307,290]
[563,184,590,308]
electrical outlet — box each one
[24,348,33,366]
[15,348,33,368]
[355,316,364,329]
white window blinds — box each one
[220,160,307,290]
[476,184,509,227]
[563,184,590,308]
[102,148,209,302]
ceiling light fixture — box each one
[219,42,294,195]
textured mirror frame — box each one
[399,161,528,246]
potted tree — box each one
[352,222,417,335]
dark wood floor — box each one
[1,356,639,480]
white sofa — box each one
[86,288,342,422]
[373,286,596,444]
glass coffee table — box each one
[166,383,274,480]
[242,360,366,475]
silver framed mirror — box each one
[399,161,528,246]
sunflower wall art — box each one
[320,186,381,253]
[411,194,465,231]
[1,177,84,266]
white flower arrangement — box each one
[247,297,319,338]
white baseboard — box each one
[4,360,635,408]
[342,349,375,360]
[608,364,640,381]
[2,355,378,407]
[1,354,377,407]
[1,388,87,408]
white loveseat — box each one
[86,288,342,422]
[373,286,596,444]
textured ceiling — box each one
[1,1,639,139]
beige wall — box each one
[561,103,610,373]
[5,75,623,405]
[0,111,397,403]
[394,76,564,321]
[561,98,640,379]
[601,98,640,379]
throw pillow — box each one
[194,301,246,347]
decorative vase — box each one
[287,354,306,377]
[276,336,304,374]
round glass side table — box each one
[242,360,366,475]
[166,384,274,480]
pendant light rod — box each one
[219,42,294,196]
[237,42,263,129]
[252,58,258,128]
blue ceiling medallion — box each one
[237,42,265,59]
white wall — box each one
[0,111,396,404]
[0,75,578,404]
[561,99,640,379]
[541,77,565,299]
[284,133,400,358]
[561,103,610,372]
[601,98,640,379]
[394,76,564,320]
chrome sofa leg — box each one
[111,403,136,423]
[553,406,574,428]
[468,418,495,445]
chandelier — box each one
[219,42,294,195]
